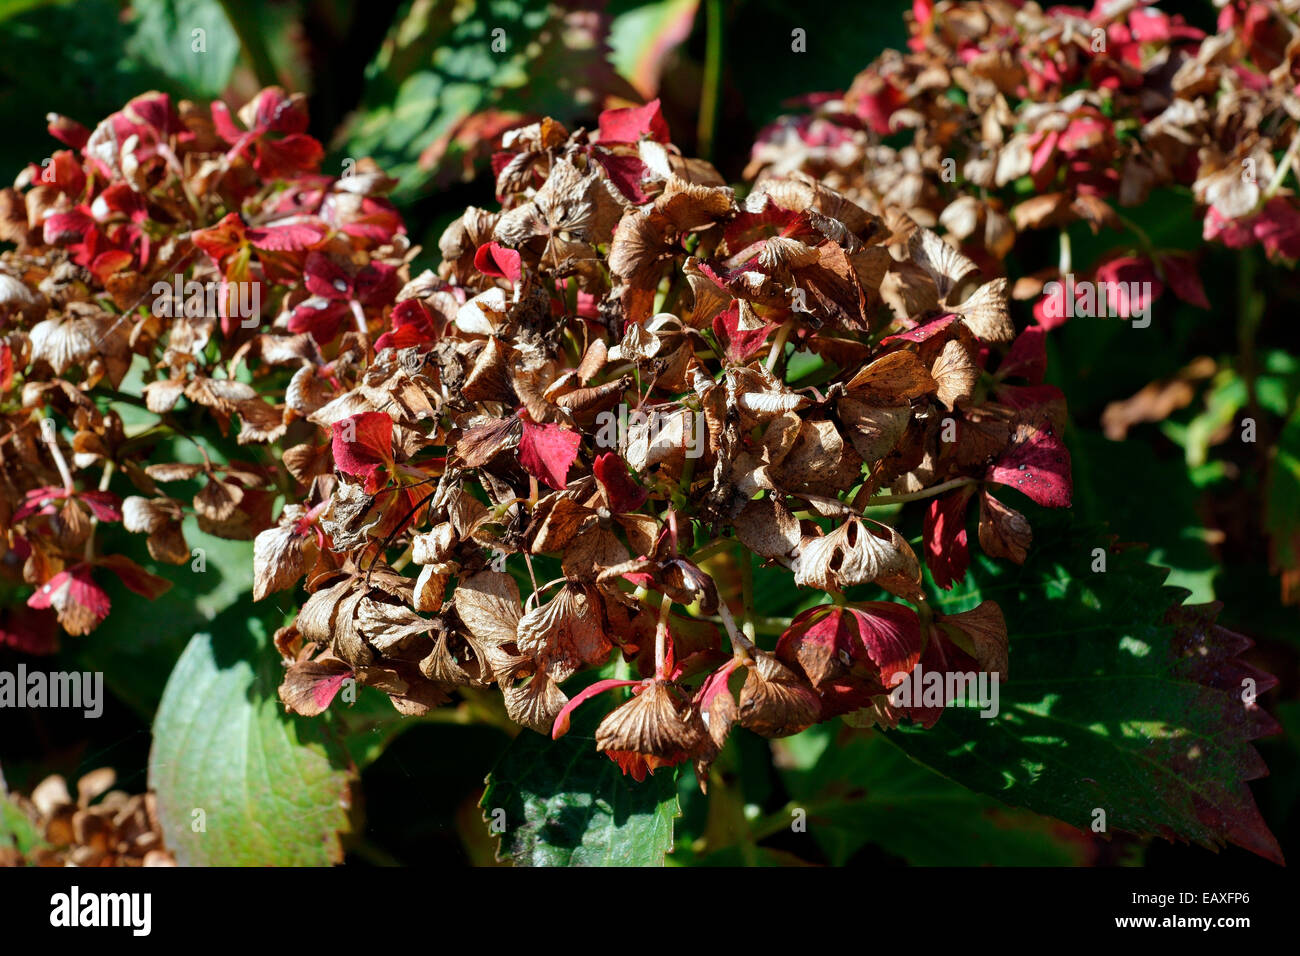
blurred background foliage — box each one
[0,0,1294,867]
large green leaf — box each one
[886,512,1283,864]
[126,0,241,98]
[72,517,257,717]
[768,724,1094,866]
[607,0,699,98]
[480,706,680,866]
[148,608,357,865]
[342,0,636,202]
[1068,428,1218,602]
[0,0,168,181]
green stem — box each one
[738,539,756,644]
[765,319,795,376]
[697,0,724,163]
[390,543,414,574]
[1264,131,1300,199]
[866,475,978,506]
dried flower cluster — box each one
[0,769,174,866]
[1,86,1070,783]
[0,87,407,647]
[749,0,1300,306]
[267,100,1066,783]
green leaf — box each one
[886,511,1283,863]
[608,0,699,97]
[0,0,167,182]
[480,707,680,866]
[342,0,636,202]
[1175,368,1247,468]
[771,725,1094,865]
[71,517,257,718]
[148,608,356,865]
[1067,427,1218,602]
[126,0,240,98]
[0,0,69,23]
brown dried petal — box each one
[298,577,373,668]
[595,681,700,761]
[930,338,978,410]
[737,654,821,738]
[844,349,935,402]
[453,570,521,648]
[279,659,352,717]
[504,672,569,734]
[413,562,450,612]
[733,496,801,559]
[837,400,911,462]
[909,227,978,302]
[953,277,1013,343]
[978,489,1031,564]
[194,478,243,522]
[939,600,1009,678]
[793,516,922,599]
[516,582,611,682]
[357,597,434,654]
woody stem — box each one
[523,551,540,597]
[46,428,75,494]
[697,0,724,162]
[866,475,977,506]
[716,601,756,657]
[350,299,370,337]
[765,319,795,375]
[654,592,672,677]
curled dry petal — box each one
[737,653,821,738]
[595,680,702,781]
[793,515,922,599]
[978,489,1032,563]
[516,582,612,682]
